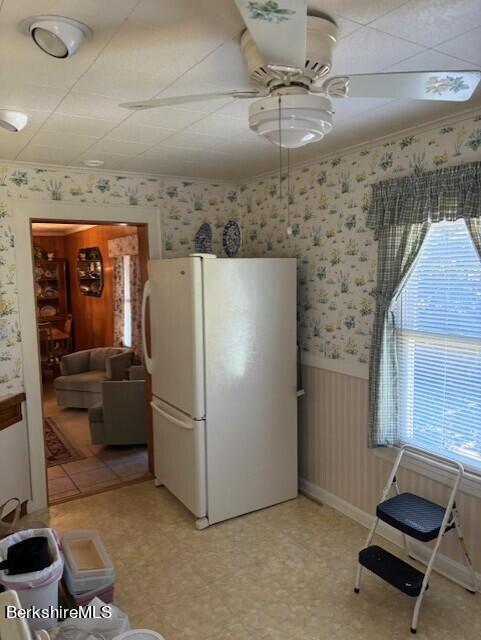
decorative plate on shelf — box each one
[39,305,57,317]
[194,223,213,253]
[43,287,58,298]
[223,220,241,257]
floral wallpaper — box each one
[1,111,481,395]
[0,166,240,396]
[240,112,481,365]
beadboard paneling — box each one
[300,364,481,570]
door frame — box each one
[12,199,161,512]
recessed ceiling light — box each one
[20,16,92,59]
[84,159,104,168]
[0,110,28,133]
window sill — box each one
[373,446,481,500]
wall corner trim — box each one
[301,353,369,380]
[299,477,481,593]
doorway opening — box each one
[31,220,152,504]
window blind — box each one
[393,219,481,470]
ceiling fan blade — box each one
[120,90,261,110]
[233,0,307,69]
[322,71,481,102]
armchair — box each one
[88,367,147,445]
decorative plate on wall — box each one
[223,220,241,257]
[194,223,213,253]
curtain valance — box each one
[367,161,481,233]
[107,233,138,257]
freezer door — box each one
[203,258,298,524]
[152,398,207,518]
[147,258,205,418]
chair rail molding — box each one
[12,199,161,512]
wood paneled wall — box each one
[63,225,139,351]
[33,225,144,351]
[32,235,66,258]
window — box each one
[392,219,481,471]
[122,255,132,348]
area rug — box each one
[44,417,86,468]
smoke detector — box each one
[20,16,92,58]
[249,93,333,148]
[0,110,28,133]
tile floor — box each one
[24,482,481,640]
[43,383,149,502]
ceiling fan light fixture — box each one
[0,110,28,133]
[84,159,104,168]
[20,16,92,58]
[249,95,333,149]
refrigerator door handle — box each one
[142,280,154,374]
[151,402,194,430]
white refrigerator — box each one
[142,255,298,528]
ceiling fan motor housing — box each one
[249,94,333,148]
[240,15,338,89]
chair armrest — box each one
[100,380,147,442]
[88,401,104,423]
[128,365,146,381]
[60,350,91,375]
[106,350,133,380]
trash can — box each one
[0,528,63,631]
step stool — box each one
[354,445,477,634]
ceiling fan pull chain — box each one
[286,148,292,237]
[278,95,283,215]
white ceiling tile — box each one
[435,27,481,66]
[16,145,78,164]
[56,92,130,122]
[331,97,394,122]
[83,138,153,157]
[383,48,479,72]
[0,138,29,160]
[158,130,228,150]
[42,114,115,138]
[129,106,206,130]
[307,0,407,25]
[330,27,424,76]
[331,15,363,40]
[0,80,65,112]
[105,122,176,145]
[215,98,252,119]
[74,62,167,101]
[370,0,481,48]
[29,130,99,152]
[187,114,248,138]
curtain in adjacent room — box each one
[112,257,124,348]
[108,233,143,362]
[367,161,481,447]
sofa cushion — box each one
[54,370,107,393]
[89,347,124,371]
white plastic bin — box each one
[61,530,114,577]
[0,529,63,632]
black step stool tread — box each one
[377,492,448,542]
[359,545,426,597]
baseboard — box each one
[299,477,480,593]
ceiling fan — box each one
[120,0,481,149]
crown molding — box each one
[0,158,236,186]
[241,106,481,183]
